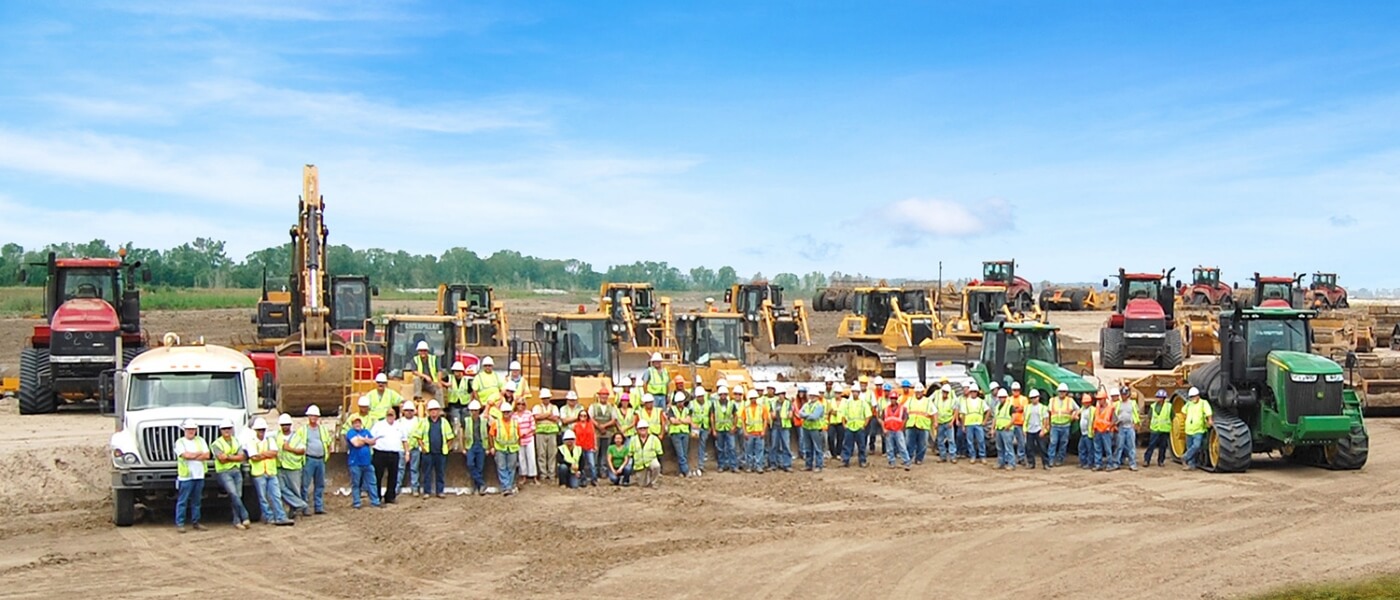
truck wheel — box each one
[1160,330,1185,369]
[1205,411,1252,473]
[113,489,136,527]
[1100,328,1126,369]
[1324,422,1368,470]
[18,347,56,415]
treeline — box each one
[0,239,852,293]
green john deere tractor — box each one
[967,321,1098,401]
[1176,306,1367,472]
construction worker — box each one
[1181,387,1214,471]
[406,340,443,404]
[882,392,911,470]
[640,394,665,451]
[364,373,402,424]
[666,392,694,476]
[841,386,872,468]
[689,385,713,477]
[396,402,421,496]
[573,409,600,486]
[1092,392,1117,472]
[249,418,293,525]
[1078,392,1100,469]
[1112,387,1141,471]
[606,432,633,486]
[507,360,532,403]
[370,407,405,505]
[827,383,846,459]
[561,390,585,429]
[342,395,375,436]
[296,405,333,515]
[533,388,561,482]
[274,413,310,516]
[740,390,770,473]
[1144,389,1172,467]
[992,389,1017,470]
[558,431,583,489]
[905,384,933,465]
[1024,390,1050,469]
[673,374,691,405]
[959,388,990,463]
[173,419,209,533]
[490,402,522,496]
[631,419,666,487]
[794,387,811,467]
[461,400,489,494]
[642,353,670,409]
[770,387,795,472]
[590,387,619,453]
[798,387,827,471]
[618,394,640,441]
[1007,382,1028,465]
[416,399,455,498]
[866,380,888,455]
[211,419,250,529]
[472,356,504,409]
[933,384,959,463]
[513,396,539,484]
[446,362,472,437]
[345,414,381,509]
[714,387,739,472]
[1048,383,1078,467]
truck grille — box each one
[140,425,221,464]
[1284,381,1343,422]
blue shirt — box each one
[428,419,444,454]
[346,429,373,467]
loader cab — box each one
[535,315,614,392]
[381,318,455,379]
[726,284,780,337]
[675,314,746,366]
[899,289,932,314]
[605,285,656,321]
[329,275,376,332]
[965,288,1009,327]
[854,290,894,335]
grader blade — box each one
[276,354,353,417]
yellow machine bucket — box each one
[277,354,353,416]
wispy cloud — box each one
[882,198,1014,243]
[1330,214,1357,227]
[792,234,841,262]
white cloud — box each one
[884,198,1013,240]
[109,0,407,22]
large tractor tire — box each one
[1186,359,1229,404]
[1337,295,1349,309]
[1324,422,1368,470]
[1069,290,1086,311]
[1190,293,1208,306]
[1039,290,1054,311]
[1160,330,1185,369]
[1205,411,1252,473]
[1100,328,1126,369]
[18,347,56,415]
[113,489,136,527]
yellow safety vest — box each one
[828,397,845,425]
[776,399,793,428]
[276,430,305,471]
[645,367,669,395]
[1050,395,1077,426]
[907,396,933,430]
[176,437,209,479]
[667,406,691,435]
[491,417,520,453]
[1184,400,1213,435]
[935,395,958,425]
[962,397,987,427]
[842,398,870,432]
[994,400,1014,430]
[743,404,768,436]
[560,444,582,468]
[535,405,561,435]
[474,371,504,406]
[250,435,278,477]
[211,436,242,473]
[366,388,403,422]
[630,434,665,465]
[690,397,713,429]
[413,354,440,382]
[448,375,472,405]
[413,417,457,454]
[714,402,736,432]
[1150,402,1173,433]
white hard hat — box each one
[705,297,715,303]
[358,396,371,407]
[989,382,1001,390]
[539,388,552,401]
[1188,387,1200,397]
[834,383,844,393]
[650,352,663,362]
[1029,390,1041,398]
[306,405,321,417]
[252,417,268,430]
[563,431,577,441]
[825,374,837,383]
[416,341,430,351]
[716,378,728,387]
[504,381,517,393]
[509,360,521,371]
[501,402,513,412]
[621,376,634,387]
[746,390,759,400]
[1057,383,1069,392]
[873,376,885,385]
[220,419,236,429]
[451,361,465,372]
[181,419,198,429]
[1109,387,1122,397]
[914,381,925,391]
[467,400,482,410]
[426,399,442,410]
[637,419,651,429]
[941,384,952,393]
[1011,382,1022,390]
[996,389,1008,398]
[717,385,729,394]
[852,383,861,392]
[673,391,687,403]
[566,391,578,400]
[374,373,388,384]
[403,401,417,412]
[482,356,495,366]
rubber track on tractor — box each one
[1207,411,1252,473]
[1325,422,1369,471]
[18,347,55,415]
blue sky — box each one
[1,1,1398,287]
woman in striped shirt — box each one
[513,397,539,484]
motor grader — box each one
[828,286,972,379]
[437,283,509,348]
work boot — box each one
[176,525,187,534]
[1130,465,1139,472]
[1181,465,1193,471]
[192,523,207,531]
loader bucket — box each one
[277,354,353,417]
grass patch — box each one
[0,287,259,316]
[1250,575,1400,600]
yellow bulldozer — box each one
[1040,286,1115,311]
[436,283,510,349]
[944,284,1046,343]
[828,285,972,379]
[724,282,814,352]
[598,282,677,369]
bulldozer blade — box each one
[277,354,353,417]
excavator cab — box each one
[329,275,376,333]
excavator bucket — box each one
[276,354,353,416]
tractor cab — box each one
[603,284,656,321]
[970,322,1096,397]
[1251,273,1304,308]
[30,253,149,336]
[440,284,493,316]
[1221,308,1314,382]
[1106,270,1176,323]
[329,275,376,333]
[965,287,1009,328]
[899,289,932,314]
[853,289,895,335]
[675,313,747,366]
[1193,267,1220,287]
[1311,273,1338,290]
[378,316,461,380]
[726,283,782,337]
[982,261,1014,286]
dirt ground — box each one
[2,299,1397,598]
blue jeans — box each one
[608,464,633,485]
[465,443,487,490]
[1184,433,1206,468]
[1012,426,1026,463]
[1078,434,1097,468]
[558,462,580,488]
[302,457,326,512]
[651,393,667,410]
[956,424,971,458]
[253,474,288,522]
[1094,433,1116,469]
[1145,431,1170,465]
[496,451,519,490]
[1049,425,1071,465]
[907,428,929,463]
[716,430,738,470]
[175,478,203,527]
[421,452,446,495]
[582,450,597,484]
[936,423,956,460]
[743,435,766,471]
[842,428,867,465]
[670,434,691,476]
[695,428,711,472]
[965,425,987,459]
[802,429,826,469]
[216,470,249,523]
[798,426,810,464]
[864,420,882,454]
[399,449,421,493]
[277,469,308,512]
[1116,428,1138,468]
[772,427,793,469]
[996,430,1016,467]
[886,429,911,466]
[348,464,380,508]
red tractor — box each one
[1183,266,1234,307]
[18,250,150,414]
[1099,268,1184,369]
[1307,272,1349,309]
[976,260,1035,313]
[1251,273,1305,308]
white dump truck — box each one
[107,334,259,526]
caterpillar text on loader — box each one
[1099,268,1187,370]
[828,286,972,380]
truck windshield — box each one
[128,373,244,410]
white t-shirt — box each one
[371,420,405,453]
[396,417,419,442]
[174,437,208,480]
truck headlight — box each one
[111,450,139,467]
[1324,374,1344,383]
[1290,373,1318,383]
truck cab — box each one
[108,335,259,526]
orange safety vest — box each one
[1010,395,1027,426]
[743,404,769,436]
[1092,405,1116,434]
